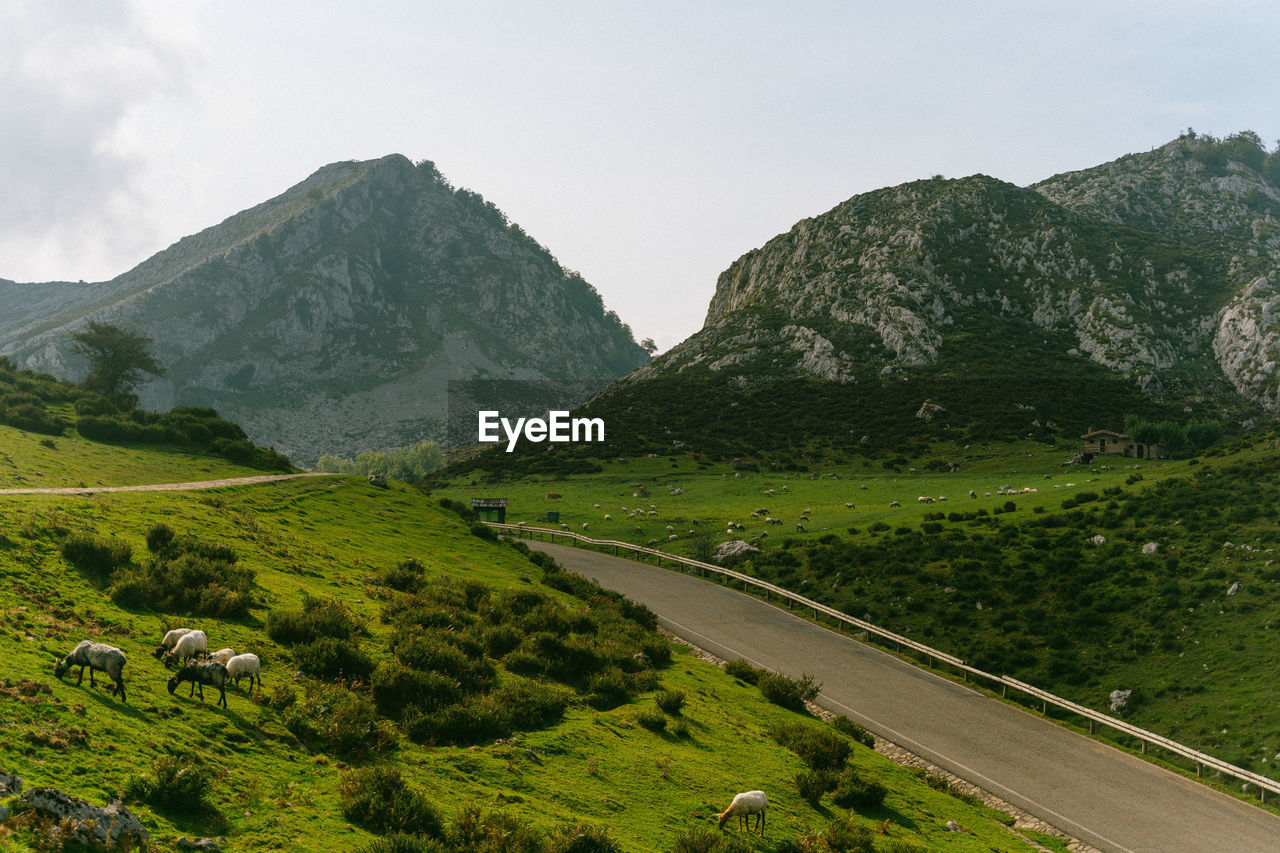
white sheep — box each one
[581,522,589,531]
[55,640,128,702]
[717,790,767,834]
[152,627,193,659]
[604,514,612,521]
[166,629,208,666]
[225,653,261,691]
[209,648,236,665]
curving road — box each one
[530,540,1280,853]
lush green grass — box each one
[0,422,1042,852]
[435,435,1280,793]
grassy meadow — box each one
[0,421,1054,853]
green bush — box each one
[123,754,215,815]
[770,721,851,772]
[371,660,438,719]
[830,769,887,809]
[288,688,397,760]
[546,822,621,853]
[292,636,375,681]
[359,834,449,853]
[795,769,835,806]
[724,659,760,684]
[268,596,363,645]
[383,558,427,593]
[671,829,755,853]
[339,766,443,838]
[654,688,686,715]
[636,708,667,732]
[61,533,132,580]
[586,668,630,711]
[830,716,876,747]
[404,701,506,746]
[798,817,874,853]
[471,521,499,541]
[757,671,820,711]
[448,806,545,853]
[110,550,254,617]
[489,678,570,731]
[145,522,175,553]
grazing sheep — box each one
[718,790,767,834]
[969,490,976,498]
[604,514,612,521]
[225,653,261,691]
[844,502,854,508]
[917,496,933,503]
[165,629,208,667]
[55,640,128,702]
[152,627,193,659]
[168,660,229,708]
[889,500,901,507]
[581,522,589,531]
[209,647,236,665]
[668,534,678,541]
[560,523,570,531]
[666,525,675,533]
[593,503,601,509]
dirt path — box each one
[0,471,340,496]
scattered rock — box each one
[178,838,226,852]
[1089,534,1107,546]
[916,400,946,421]
[367,472,388,488]
[16,787,149,850]
[714,540,760,562]
[0,769,22,796]
[1227,582,1242,597]
[1109,689,1133,713]
[945,819,963,832]
[632,652,653,671]
[1141,542,1159,555]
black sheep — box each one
[167,660,229,709]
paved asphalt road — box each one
[530,540,1280,853]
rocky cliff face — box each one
[628,133,1280,416]
[0,155,649,462]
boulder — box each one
[367,472,388,488]
[16,787,149,850]
[1227,582,1242,597]
[714,540,761,562]
[1141,542,1159,554]
[1109,689,1133,713]
[1088,534,1107,546]
[178,838,226,852]
[0,769,21,796]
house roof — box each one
[1081,429,1128,439]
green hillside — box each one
[434,433,1280,794]
[0,415,1054,852]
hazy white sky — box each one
[2,1,1278,350]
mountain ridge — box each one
[0,155,650,463]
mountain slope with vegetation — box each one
[459,131,1275,472]
[0,380,1051,852]
[0,155,650,464]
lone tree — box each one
[71,320,165,408]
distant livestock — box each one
[225,653,261,692]
[168,660,229,708]
[545,492,562,500]
[152,627,193,659]
[166,629,208,666]
[718,790,767,834]
[889,500,901,507]
[55,640,128,702]
[581,522,589,531]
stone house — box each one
[1080,428,1165,460]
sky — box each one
[2,1,1278,352]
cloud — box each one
[0,0,202,282]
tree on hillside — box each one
[71,320,166,408]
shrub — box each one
[372,660,438,718]
[636,708,667,732]
[770,721,851,772]
[830,716,875,747]
[268,596,363,645]
[484,624,522,657]
[654,689,686,715]
[757,671,820,711]
[110,550,254,617]
[145,523,175,553]
[798,817,874,853]
[724,659,760,684]
[586,668,630,711]
[288,688,396,759]
[546,822,621,853]
[830,769,887,809]
[471,521,499,541]
[490,678,570,731]
[61,533,132,580]
[795,769,835,805]
[292,636,375,681]
[339,766,443,838]
[448,806,545,853]
[404,701,506,745]
[359,834,449,853]
[671,830,754,853]
[123,754,214,815]
[383,558,427,593]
